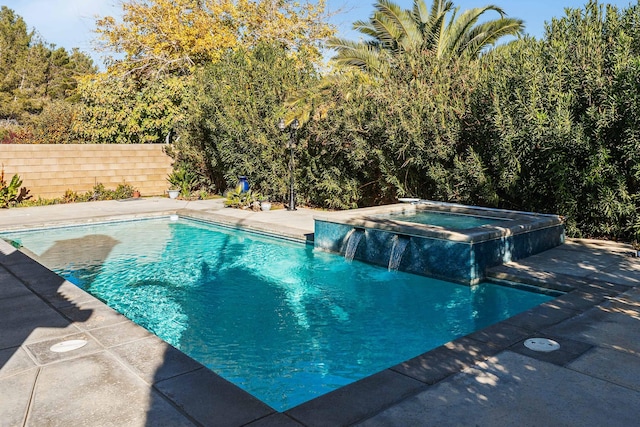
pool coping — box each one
[1,208,636,426]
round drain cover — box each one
[524,338,560,352]
[50,339,88,353]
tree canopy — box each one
[95,0,335,76]
[327,0,524,76]
[0,6,96,143]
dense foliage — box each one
[172,43,319,196]
[296,57,476,209]
[466,1,640,241]
[75,0,334,145]
[73,74,185,144]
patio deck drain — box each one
[524,338,560,352]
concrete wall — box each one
[0,144,173,199]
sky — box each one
[1,0,637,68]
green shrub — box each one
[224,188,262,210]
[167,168,197,198]
[0,168,29,208]
[113,183,136,199]
[175,43,318,202]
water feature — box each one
[342,228,364,261]
[315,200,565,285]
[388,234,410,271]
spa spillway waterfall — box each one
[342,229,411,272]
[315,201,565,285]
[343,228,365,261]
[387,234,411,271]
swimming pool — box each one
[3,217,553,411]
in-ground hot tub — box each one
[314,200,565,285]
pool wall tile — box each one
[313,221,351,254]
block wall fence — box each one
[0,144,174,200]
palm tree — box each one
[328,0,524,75]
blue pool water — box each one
[376,210,505,229]
[3,218,552,411]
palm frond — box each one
[371,13,405,51]
[375,0,423,51]
[426,2,455,55]
[440,6,510,58]
[461,18,524,57]
[328,38,390,76]
[329,0,523,75]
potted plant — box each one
[167,168,196,199]
[260,197,272,211]
[167,187,180,199]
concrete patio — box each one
[1,198,639,426]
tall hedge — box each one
[467,1,640,241]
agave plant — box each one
[224,188,263,210]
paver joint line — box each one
[22,366,41,427]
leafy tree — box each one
[0,6,33,119]
[0,6,95,143]
[328,0,523,76]
[96,0,334,76]
[96,0,239,75]
[74,74,185,143]
[174,43,318,195]
[45,47,97,101]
